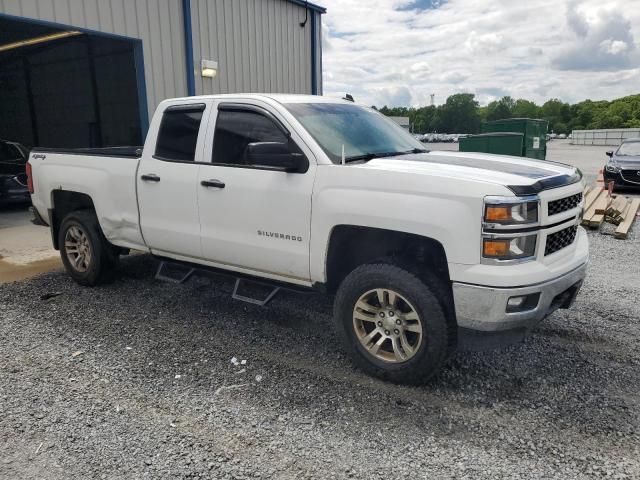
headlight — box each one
[605,163,620,173]
[482,234,537,261]
[484,196,538,226]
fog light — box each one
[506,293,540,313]
[507,296,526,308]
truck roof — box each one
[163,93,351,105]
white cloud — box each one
[464,31,504,55]
[319,0,640,107]
[552,2,639,71]
[600,39,629,55]
[439,71,470,84]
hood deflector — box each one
[376,152,582,196]
[507,170,582,195]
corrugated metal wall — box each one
[0,0,322,115]
[191,0,316,96]
[0,0,188,119]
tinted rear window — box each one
[154,105,205,161]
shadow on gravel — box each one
[2,253,638,442]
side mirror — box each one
[245,142,306,172]
[606,150,614,157]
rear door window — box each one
[154,104,205,162]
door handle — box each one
[141,174,160,182]
[201,179,225,189]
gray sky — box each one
[319,0,640,107]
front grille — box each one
[620,170,640,184]
[545,225,578,256]
[547,193,582,216]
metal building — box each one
[0,0,325,148]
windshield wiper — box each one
[344,148,428,163]
[402,148,428,154]
[343,152,378,163]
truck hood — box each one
[357,150,581,195]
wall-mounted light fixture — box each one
[201,59,218,78]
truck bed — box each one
[28,147,146,251]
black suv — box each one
[604,138,640,191]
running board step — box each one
[232,278,280,307]
[155,261,196,284]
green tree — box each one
[540,98,571,132]
[512,99,539,118]
[373,93,640,134]
[411,105,437,133]
[485,96,516,121]
[437,93,481,133]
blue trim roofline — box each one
[181,0,196,96]
[288,0,326,14]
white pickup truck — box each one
[27,94,588,384]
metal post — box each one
[182,0,196,96]
[86,35,103,147]
[22,56,39,146]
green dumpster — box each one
[459,132,524,157]
[481,118,548,160]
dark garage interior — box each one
[0,15,144,149]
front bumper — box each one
[0,190,30,205]
[453,261,587,334]
[603,169,640,189]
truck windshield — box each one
[284,103,425,164]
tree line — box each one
[374,93,640,135]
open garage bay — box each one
[0,15,144,149]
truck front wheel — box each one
[334,263,452,384]
[58,211,118,286]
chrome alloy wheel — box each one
[64,225,92,273]
[353,288,423,363]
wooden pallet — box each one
[580,182,637,239]
[614,198,640,239]
[605,196,630,226]
[582,187,603,217]
[582,189,610,228]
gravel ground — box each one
[1,220,639,479]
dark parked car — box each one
[0,139,30,207]
[604,138,640,191]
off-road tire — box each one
[58,210,118,286]
[334,263,452,384]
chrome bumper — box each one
[453,262,588,332]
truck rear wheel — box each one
[334,263,452,384]
[58,211,118,286]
